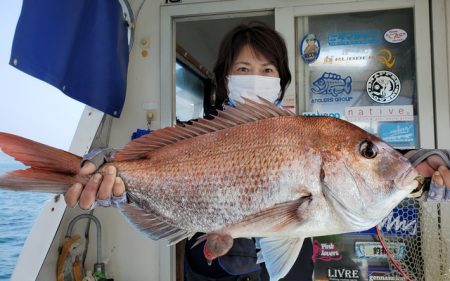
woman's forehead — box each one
[234,45,274,65]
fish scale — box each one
[112,134,302,232]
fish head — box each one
[318,119,419,231]
[311,77,327,94]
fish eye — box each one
[359,140,378,159]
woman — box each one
[65,22,450,281]
[182,23,315,281]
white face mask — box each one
[227,75,281,104]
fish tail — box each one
[344,76,352,94]
[0,132,85,193]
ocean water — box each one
[0,157,52,281]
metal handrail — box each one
[65,214,102,264]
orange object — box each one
[56,235,81,281]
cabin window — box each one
[175,60,207,122]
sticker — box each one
[300,33,320,64]
[322,48,395,69]
[281,95,296,110]
[312,240,343,262]
[327,267,361,281]
[378,207,418,236]
[355,241,406,260]
[366,71,401,103]
[328,30,382,46]
[311,72,352,97]
[303,111,341,119]
[376,49,395,69]
[344,105,413,122]
[379,122,415,144]
[368,271,405,281]
[384,28,407,43]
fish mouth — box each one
[393,166,419,192]
[310,86,321,94]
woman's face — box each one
[229,45,279,78]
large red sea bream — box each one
[0,99,420,280]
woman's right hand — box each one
[65,161,126,209]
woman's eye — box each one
[236,67,249,73]
[359,140,378,159]
[264,68,274,73]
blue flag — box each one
[10,0,129,117]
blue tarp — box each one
[10,0,129,117]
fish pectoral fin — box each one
[231,196,310,234]
[257,237,304,281]
[120,202,193,245]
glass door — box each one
[275,0,434,149]
[300,9,417,149]
[274,1,436,280]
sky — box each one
[0,1,85,151]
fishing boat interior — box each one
[7,0,450,280]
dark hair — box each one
[213,21,291,107]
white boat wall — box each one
[10,0,450,280]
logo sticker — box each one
[344,105,413,122]
[368,271,405,281]
[379,122,415,144]
[311,72,352,97]
[366,71,401,103]
[322,48,395,68]
[323,48,395,69]
[300,33,320,64]
[376,49,396,69]
[384,28,407,43]
[328,30,382,46]
[379,207,418,236]
[303,111,341,119]
[355,241,406,260]
[327,267,361,280]
[312,240,343,262]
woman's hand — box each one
[415,155,450,201]
[65,161,126,209]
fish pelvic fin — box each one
[114,97,293,161]
[257,236,305,281]
[0,132,83,193]
[120,199,193,244]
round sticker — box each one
[300,33,320,64]
[384,28,407,43]
[366,71,401,104]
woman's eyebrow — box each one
[233,61,251,66]
[262,62,276,67]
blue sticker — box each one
[379,122,415,148]
[311,72,352,97]
[302,111,341,119]
[328,30,382,46]
[355,241,406,260]
[379,207,418,236]
[300,33,320,64]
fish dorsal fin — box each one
[257,237,305,281]
[121,195,193,245]
[114,98,293,161]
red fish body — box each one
[0,99,419,281]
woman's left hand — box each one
[415,155,450,201]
